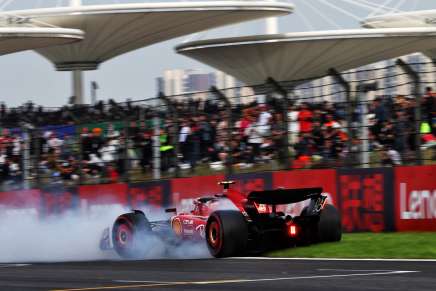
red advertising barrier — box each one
[395,165,436,231]
[129,181,170,208]
[0,189,42,217]
[41,186,77,216]
[0,165,434,233]
[228,172,272,194]
[337,168,393,233]
[273,169,337,205]
[78,183,129,212]
[273,170,337,216]
[171,175,225,210]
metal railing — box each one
[0,59,435,191]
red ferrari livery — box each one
[100,181,342,258]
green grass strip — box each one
[268,233,436,259]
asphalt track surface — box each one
[0,258,435,291]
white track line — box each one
[229,257,436,262]
[0,264,31,268]
[114,271,419,285]
[318,269,396,272]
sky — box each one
[1,0,436,107]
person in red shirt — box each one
[298,103,313,133]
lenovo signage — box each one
[395,166,436,231]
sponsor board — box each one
[171,175,224,212]
[78,183,129,213]
[228,172,272,194]
[273,170,337,216]
[337,168,394,232]
[395,166,436,231]
[41,185,77,216]
[0,189,41,218]
[129,180,170,208]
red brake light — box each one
[287,223,298,238]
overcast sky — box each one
[1,0,436,107]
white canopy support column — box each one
[72,70,84,104]
[266,0,278,34]
[70,0,82,7]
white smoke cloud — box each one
[0,203,211,263]
[0,205,125,263]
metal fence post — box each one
[159,92,180,177]
[123,117,131,182]
[77,126,84,185]
[266,77,292,169]
[33,127,41,188]
[211,86,233,176]
[152,109,161,180]
[22,127,30,189]
[396,59,422,165]
[329,68,353,166]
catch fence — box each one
[0,58,435,191]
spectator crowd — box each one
[0,87,435,189]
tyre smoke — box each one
[0,205,124,263]
[0,204,211,263]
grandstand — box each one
[0,63,434,190]
[0,1,435,191]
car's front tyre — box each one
[112,211,152,259]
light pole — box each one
[91,81,99,105]
[357,82,377,168]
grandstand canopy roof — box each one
[176,27,436,86]
[361,9,436,29]
[362,10,436,60]
[0,1,293,71]
[0,27,83,56]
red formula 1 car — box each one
[100,181,342,258]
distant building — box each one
[294,53,436,103]
[156,69,255,104]
[158,53,435,105]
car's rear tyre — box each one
[206,210,248,258]
[318,204,342,242]
[112,211,151,259]
[299,206,319,244]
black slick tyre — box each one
[112,211,151,259]
[206,210,248,258]
[318,204,342,242]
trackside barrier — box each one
[395,165,436,231]
[129,180,171,209]
[0,165,434,232]
[337,168,395,232]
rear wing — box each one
[247,187,323,205]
